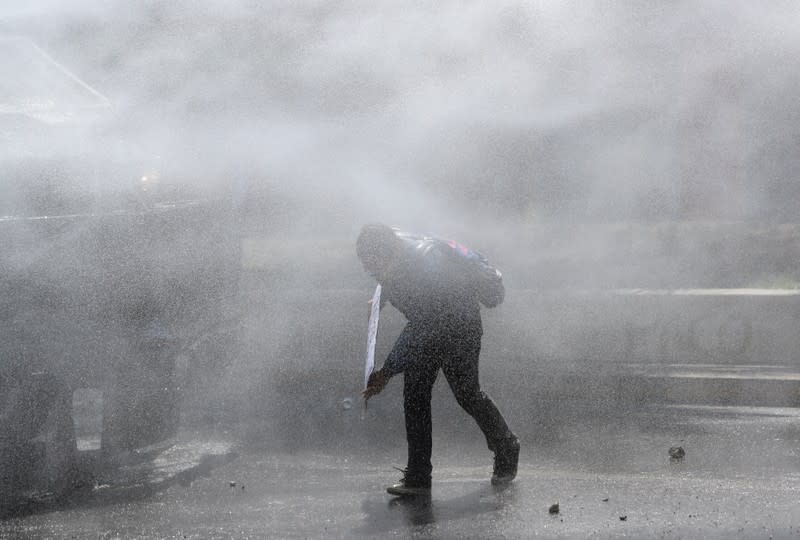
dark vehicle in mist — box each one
[0,37,240,506]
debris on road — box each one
[669,446,686,459]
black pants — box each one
[393,323,516,482]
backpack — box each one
[396,230,506,308]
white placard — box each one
[364,284,381,390]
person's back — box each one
[380,233,481,334]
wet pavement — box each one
[2,404,800,539]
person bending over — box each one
[358,223,519,496]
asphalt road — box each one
[3,404,800,539]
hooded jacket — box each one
[380,234,483,376]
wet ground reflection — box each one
[2,433,236,520]
[358,481,517,536]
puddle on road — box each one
[111,438,236,487]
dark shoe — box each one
[386,467,431,497]
[491,437,520,485]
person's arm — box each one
[362,324,415,399]
[362,345,405,399]
[363,367,389,399]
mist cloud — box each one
[5,0,800,229]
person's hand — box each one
[362,368,389,400]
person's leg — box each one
[441,332,519,483]
[383,323,438,492]
[441,333,515,451]
[402,355,439,486]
